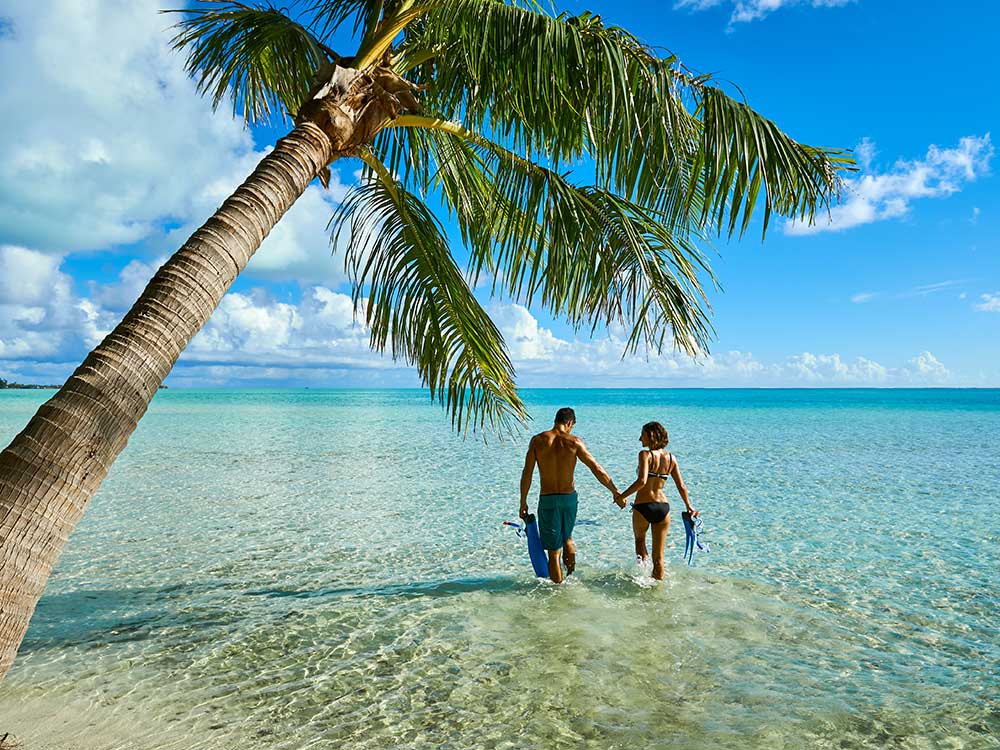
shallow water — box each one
[1,389,997,748]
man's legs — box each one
[547,548,564,583]
[563,537,576,575]
[538,493,578,583]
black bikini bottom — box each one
[633,502,670,524]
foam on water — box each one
[0,389,997,748]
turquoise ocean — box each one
[0,389,997,749]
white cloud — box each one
[185,287,399,372]
[87,257,166,312]
[855,137,877,171]
[848,280,971,304]
[675,0,852,25]
[486,303,568,361]
[0,0,256,253]
[971,206,981,224]
[783,352,888,384]
[486,304,952,387]
[787,135,994,235]
[911,280,966,296]
[975,292,1000,312]
[0,255,966,388]
[0,0,353,285]
[908,351,948,381]
[158,148,353,285]
[0,245,86,359]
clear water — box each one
[0,389,997,749]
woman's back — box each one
[636,449,672,502]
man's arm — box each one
[519,438,536,518]
[577,440,619,499]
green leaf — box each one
[332,158,526,436]
[167,1,328,125]
[401,0,852,236]
[376,118,715,356]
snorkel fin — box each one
[682,512,710,566]
[503,515,550,578]
[682,512,696,564]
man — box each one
[519,407,623,583]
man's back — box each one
[531,429,582,495]
[519,408,619,583]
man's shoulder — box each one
[529,430,552,448]
[531,430,581,448]
[559,432,585,450]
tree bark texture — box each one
[0,121,335,679]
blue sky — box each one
[0,0,996,388]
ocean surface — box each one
[0,388,997,749]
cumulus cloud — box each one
[908,351,948,381]
[186,287,397,371]
[975,292,1000,312]
[0,261,963,388]
[87,257,166,312]
[0,246,87,359]
[483,304,952,387]
[0,0,256,253]
[158,147,353,285]
[675,0,852,25]
[0,0,353,285]
[787,135,994,235]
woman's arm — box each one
[671,459,697,515]
[617,451,649,502]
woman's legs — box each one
[632,510,650,562]
[650,515,671,579]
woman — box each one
[615,421,697,579]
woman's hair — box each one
[642,421,669,450]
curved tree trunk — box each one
[0,121,334,678]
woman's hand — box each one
[613,491,626,509]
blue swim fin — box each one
[682,511,696,564]
[504,515,550,578]
[681,512,709,566]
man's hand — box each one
[519,502,529,519]
[613,491,626,509]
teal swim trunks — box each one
[537,492,578,551]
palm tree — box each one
[0,0,851,679]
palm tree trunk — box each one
[0,121,334,679]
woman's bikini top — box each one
[644,451,673,479]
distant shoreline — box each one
[0,382,168,390]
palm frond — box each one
[167,1,327,125]
[377,119,715,356]
[400,1,852,237]
[692,86,854,236]
[332,156,526,435]
[309,0,385,42]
